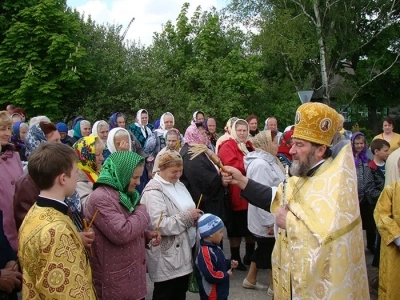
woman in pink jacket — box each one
[85,151,160,300]
[0,111,22,252]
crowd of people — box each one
[1,102,400,300]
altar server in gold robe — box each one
[222,102,369,299]
[18,143,96,299]
[374,151,400,299]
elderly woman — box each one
[373,117,400,154]
[104,127,132,161]
[0,111,23,252]
[56,122,75,147]
[219,118,255,271]
[74,136,105,209]
[352,132,376,253]
[141,152,203,300]
[109,112,127,129]
[242,130,284,295]
[144,112,176,159]
[91,120,109,156]
[128,109,153,148]
[180,123,226,220]
[71,119,91,144]
[84,151,160,300]
[107,119,147,161]
[11,121,28,161]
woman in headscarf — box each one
[11,121,28,161]
[128,109,154,192]
[74,136,105,209]
[242,130,284,295]
[104,126,147,163]
[180,123,226,220]
[0,111,23,252]
[216,117,238,154]
[71,119,91,144]
[109,112,127,129]
[144,112,179,176]
[352,132,376,253]
[374,151,400,299]
[56,122,75,147]
[91,120,109,156]
[84,151,160,300]
[108,113,148,170]
[128,109,153,147]
[218,119,255,271]
[192,110,205,125]
[141,152,203,300]
[103,127,131,161]
[203,117,218,152]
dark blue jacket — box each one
[195,240,231,300]
[0,210,18,300]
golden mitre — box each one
[292,102,340,146]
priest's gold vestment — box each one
[271,143,369,299]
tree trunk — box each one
[313,1,330,105]
[367,105,380,136]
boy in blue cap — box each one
[195,213,238,300]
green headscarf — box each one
[94,151,145,212]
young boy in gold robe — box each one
[18,143,96,299]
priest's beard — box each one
[290,147,316,177]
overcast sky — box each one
[67,0,228,46]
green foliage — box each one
[0,0,86,120]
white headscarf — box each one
[158,112,175,131]
[385,148,400,186]
[91,120,108,136]
[107,128,132,154]
[135,109,152,138]
[231,119,250,155]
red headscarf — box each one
[278,127,294,160]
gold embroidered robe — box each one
[18,203,96,300]
[374,181,400,299]
[271,143,369,299]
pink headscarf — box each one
[184,124,208,145]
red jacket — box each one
[218,138,254,211]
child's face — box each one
[375,145,390,161]
[209,228,224,244]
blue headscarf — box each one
[109,112,123,129]
[73,121,83,139]
[56,122,69,144]
[351,132,368,166]
[11,121,25,149]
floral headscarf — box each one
[73,121,83,139]
[184,123,207,145]
[351,132,369,166]
[74,136,100,183]
[278,127,294,161]
[94,151,144,212]
[25,124,47,158]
